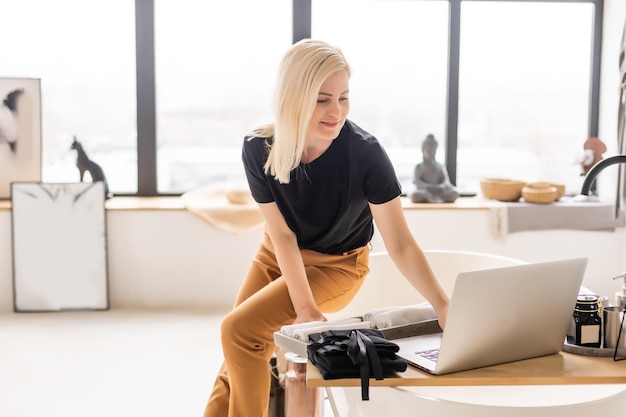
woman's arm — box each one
[257,202,327,324]
[369,196,450,328]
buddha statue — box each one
[409,134,458,204]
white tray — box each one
[274,331,309,357]
[273,319,442,358]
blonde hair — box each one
[252,39,351,184]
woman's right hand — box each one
[257,202,327,326]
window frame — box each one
[133,0,602,196]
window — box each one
[312,0,449,193]
[456,1,595,193]
[153,0,291,193]
[3,0,600,197]
[0,0,137,193]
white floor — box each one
[5,308,626,417]
[0,308,223,417]
[0,308,332,417]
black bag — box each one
[307,328,407,400]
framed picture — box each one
[0,77,42,200]
[11,182,109,312]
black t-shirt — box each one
[242,119,401,255]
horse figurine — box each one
[70,136,110,199]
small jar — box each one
[572,294,602,348]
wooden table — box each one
[307,351,626,387]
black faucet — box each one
[580,155,626,196]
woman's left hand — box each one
[437,304,448,330]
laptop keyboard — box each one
[416,348,439,362]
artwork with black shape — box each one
[0,89,23,152]
[409,134,458,203]
[70,136,110,199]
[0,78,42,199]
[11,182,109,312]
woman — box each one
[203,39,450,417]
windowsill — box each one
[0,196,490,211]
[0,196,186,211]
[0,195,621,225]
[104,196,188,211]
[400,197,490,210]
[2,196,623,237]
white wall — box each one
[1,207,625,312]
[0,208,265,312]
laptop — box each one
[394,257,588,375]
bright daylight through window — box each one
[154,0,291,193]
[456,1,593,194]
[0,0,598,197]
[0,0,137,193]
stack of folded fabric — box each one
[363,302,437,329]
[280,317,372,341]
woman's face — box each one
[307,69,350,143]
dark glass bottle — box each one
[572,294,602,348]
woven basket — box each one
[480,178,526,202]
[549,183,566,200]
[522,183,558,204]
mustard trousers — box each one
[202,233,370,417]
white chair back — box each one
[332,249,525,319]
